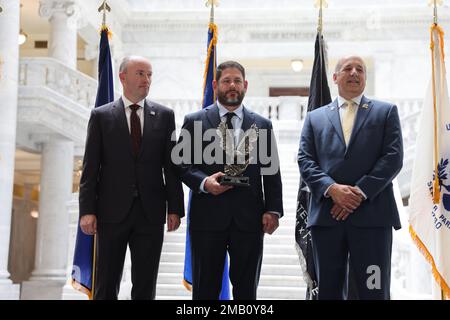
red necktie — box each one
[129,104,142,157]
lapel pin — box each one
[150,111,156,116]
[361,103,369,109]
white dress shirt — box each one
[217,102,244,145]
[324,94,367,200]
[199,103,244,193]
[122,96,145,135]
[337,94,362,125]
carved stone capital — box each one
[39,0,83,28]
[39,1,75,18]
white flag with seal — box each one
[409,24,450,299]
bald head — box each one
[334,56,367,75]
[333,56,367,100]
[119,56,151,73]
[119,56,153,103]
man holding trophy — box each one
[175,61,283,299]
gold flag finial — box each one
[428,0,443,24]
[205,0,219,24]
[314,0,328,34]
[98,1,111,28]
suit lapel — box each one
[205,103,221,129]
[140,100,157,157]
[241,106,256,132]
[326,99,345,146]
[346,95,373,152]
[111,98,134,156]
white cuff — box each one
[324,183,336,198]
[355,186,367,200]
[199,177,208,193]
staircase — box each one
[153,144,307,300]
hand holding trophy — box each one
[217,121,259,187]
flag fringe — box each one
[99,25,113,39]
[182,279,193,292]
[91,234,97,300]
[201,22,218,107]
[294,242,315,289]
[71,279,93,300]
[409,225,450,299]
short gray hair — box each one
[119,56,149,73]
[334,56,367,74]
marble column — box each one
[0,0,21,299]
[39,0,78,69]
[21,138,74,300]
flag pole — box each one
[433,0,438,25]
[98,0,111,30]
[207,0,217,23]
[429,0,446,300]
[435,2,442,302]
[315,0,328,35]
[203,0,219,106]
[88,0,111,300]
[429,0,442,204]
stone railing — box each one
[17,58,423,148]
[390,98,422,198]
[159,96,308,125]
[19,58,101,109]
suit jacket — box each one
[79,98,184,224]
[176,103,283,232]
[298,96,403,229]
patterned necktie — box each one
[129,104,142,157]
[342,100,357,145]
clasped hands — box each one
[328,183,365,221]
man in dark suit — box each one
[174,61,283,299]
[298,56,403,299]
[78,56,184,300]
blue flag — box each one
[182,22,231,300]
[71,27,114,299]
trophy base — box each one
[219,175,250,187]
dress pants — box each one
[310,222,392,300]
[94,197,164,300]
[190,221,264,300]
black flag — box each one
[295,32,331,300]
